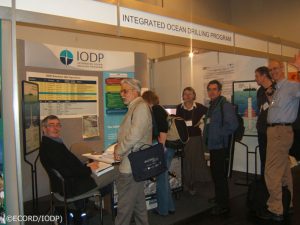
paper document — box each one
[105,143,116,154]
[82,151,120,164]
[82,153,102,161]
[92,162,114,177]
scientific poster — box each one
[233,80,259,136]
[202,63,235,103]
[103,72,134,149]
[22,81,40,154]
[82,115,99,139]
[27,72,98,118]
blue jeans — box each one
[156,147,175,215]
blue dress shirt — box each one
[267,79,300,123]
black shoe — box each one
[210,206,230,215]
[257,209,284,222]
[169,210,175,214]
[189,190,196,195]
[152,209,168,217]
[288,207,294,215]
[208,197,216,204]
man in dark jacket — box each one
[40,115,115,198]
[203,80,238,215]
[255,66,274,176]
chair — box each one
[49,168,103,225]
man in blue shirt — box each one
[259,59,300,222]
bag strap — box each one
[217,98,226,148]
[129,104,148,153]
[130,143,159,153]
[220,100,224,127]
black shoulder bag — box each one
[128,143,166,182]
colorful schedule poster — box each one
[27,72,98,118]
[103,72,134,149]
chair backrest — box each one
[51,168,64,182]
[70,142,94,163]
[48,168,66,197]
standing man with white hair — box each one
[258,59,300,222]
[114,78,152,225]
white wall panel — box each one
[268,42,282,55]
[16,0,117,25]
[153,58,182,105]
[235,34,268,52]
[282,45,299,58]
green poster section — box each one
[0,19,6,224]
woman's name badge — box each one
[185,120,193,127]
[262,102,269,111]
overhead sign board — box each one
[25,41,134,72]
[120,7,234,46]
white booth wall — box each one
[153,51,267,174]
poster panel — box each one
[233,80,259,136]
[22,81,40,154]
[82,115,99,139]
[26,72,98,118]
[103,72,134,149]
[202,63,235,104]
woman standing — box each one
[142,90,175,216]
[176,87,211,195]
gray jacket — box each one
[115,97,152,173]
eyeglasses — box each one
[47,124,62,128]
[120,89,133,94]
[207,87,219,91]
[269,67,281,72]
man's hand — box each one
[290,52,300,70]
[114,144,122,161]
[87,161,99,171]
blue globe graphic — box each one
[60,50,73,65]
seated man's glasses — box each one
[47,124,62,128]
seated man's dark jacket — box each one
[40,136,97,198]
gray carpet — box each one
[25,172,250,225]
[90,190,214,225]
[94,177,248,225]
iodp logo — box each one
[60,49,73,65]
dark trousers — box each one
[289,129,300,160]
[210,148,229,208]
[257,131,267,176]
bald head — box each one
[268,59,285,82]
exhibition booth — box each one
[0,0,300,224]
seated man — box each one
[39,115,115,199]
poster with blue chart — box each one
[233,80,259,136]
